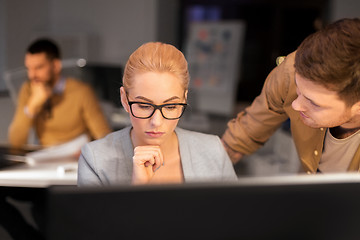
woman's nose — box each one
[150,109,164,126]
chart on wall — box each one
[185,21,246,116]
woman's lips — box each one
[145,131,165,138]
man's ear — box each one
[184,90,188,101]
[120,87,129,112]
[54,59,62,75]
[352,101,360,114]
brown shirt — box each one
[222,51,360,173]
[8,78,112,147]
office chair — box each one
[4,67,27,105]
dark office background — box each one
[0,0,359,142]
[81,0,331,108]
[178,0,330,102]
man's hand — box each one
[132,146,164,184]
[26,81,52,116]
[221,139,244,164]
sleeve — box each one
[80,84,112,140]
[222,52,295,155]
[8,83,34,147]
[77,143,102,186]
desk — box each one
[0,157,77,239]
[0,158,77,188]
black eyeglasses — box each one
[126,96,187,120]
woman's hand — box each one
[132,146,164,184]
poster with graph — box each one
[185,21,246,116]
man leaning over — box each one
[222,18,360,174]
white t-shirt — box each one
[319,128,360,173]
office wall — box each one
[0,0,359,86]
[1,0,161,69]
[156,0,180,48]
[0,0,172,92]
[5,0,50,70]
[0,0,5,91]
[49,0,159,65]
[0,0,50,91]
[329,0,360,21]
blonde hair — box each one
[122,42,189,91]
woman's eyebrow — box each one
[134,96,153,102]
[134,96,181,103]
[163,96,180,103]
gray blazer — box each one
[78,126,237,186]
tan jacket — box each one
[8,78,112,147]
[222,51,360,173]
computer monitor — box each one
[45,174,360,240]
[80,63,123,108]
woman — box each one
[78,42,237,186]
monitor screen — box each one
[45,174,360,240]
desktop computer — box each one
[45,174,360,240]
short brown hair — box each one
[294,18,360,106]
[122,42,190,91]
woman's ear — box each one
[120,87,129,113]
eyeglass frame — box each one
[126,95,187,120]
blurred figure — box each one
[8,38,111,148]
[222,18,360,174]
[78,42,237,186]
